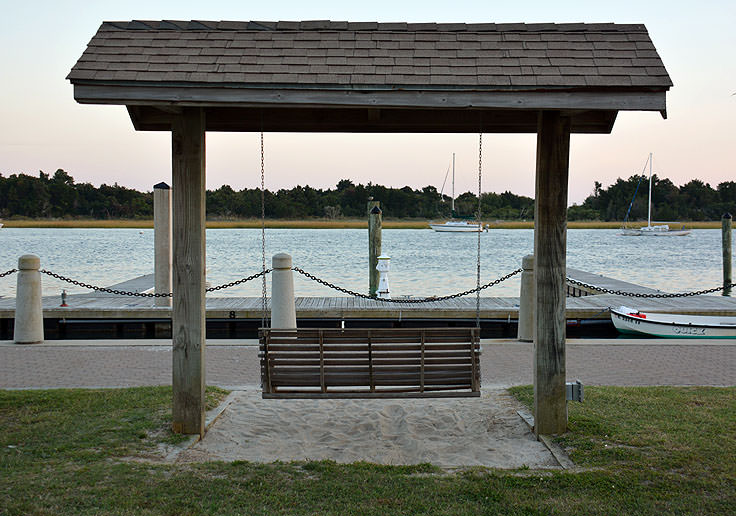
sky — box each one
[1,0,734,205]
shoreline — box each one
[0,219,725,230]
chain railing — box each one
[7,266,733,301]
[292,267,522,304]
[565,277,736,298]
[38,269,273,298]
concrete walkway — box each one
[1,338,734,390]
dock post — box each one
[368,199,382,297]
[724,213,732,297]
[271,253,297,329]
[517,254,535,342]
[14,254,44,344]
[153,182,172,306]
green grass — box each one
[1,386,733,515]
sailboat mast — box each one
[451,152,455,213]
[647,152,653,227]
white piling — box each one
[517,254,535,342]
[376,255,391,299]
[14,254,44,344]
[153,182,172,307]
[271,253,297,329]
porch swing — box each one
[259,133,486,399]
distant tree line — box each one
[0,169,733,221]
[568,176,736,222]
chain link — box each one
[566,277,736,298]
[476,132,483,328]
[260,130,268,329]
[39,269,272,297]
[0,268,17,278]
[292,267,521,303]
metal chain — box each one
[40,269,171,297]
[566,277,736,298]
[476,132,482,328]
[292,266,521,304]
[39,269,272,297]
[0,269,17,278]
[260,130,268,329]
[206,269,273,292]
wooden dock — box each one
[1,270,735,321]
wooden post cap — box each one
[723,213,732,219]
[522,254,534,270]
[18,254,40,270]
[272,253,292,269]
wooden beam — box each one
[127,104,618,134]
[171,107,206,436]
[74,83,667,114]
[533,110,570,437]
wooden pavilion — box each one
[68,20,671,437]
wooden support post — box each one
[368,200,382,297]
[171,108,206,436]
[533,110,570,437]
[153,182,172,307]
[724,213,732,297]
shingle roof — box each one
[67,20,672,90]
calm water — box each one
[0,228,731,299]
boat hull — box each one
[429,223,483,232]
[620,226,691,236]
[611,306,736,338]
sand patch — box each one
[178,388,560,469]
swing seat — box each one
[259,327,481,398]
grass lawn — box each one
[1,386,733,515]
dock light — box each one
[376,255,391,299]
[566,380,584,402]
[60,289,68,307]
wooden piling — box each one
[171,107,206,437]
[724,213,732,297]
[533,110,570,437]
[153,182,172,307]
[368,200,382,297]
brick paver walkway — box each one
[1,340,734,389]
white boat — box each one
[429,220,484,232]
[620,153,691,236]
[611,306,736,338]
[429,153,485,232]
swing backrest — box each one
[259,327,480,398]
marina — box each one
[1,267,734,340]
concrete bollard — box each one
[376,255,391,299]
[723,213,732,297]
[271,253,297,329]
[14,254,44,344]
[153,182,172,307]
[517,254,535,342]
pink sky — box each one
[1,1,734,205]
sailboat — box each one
[429,153,485,232]
[620,153,691,237]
